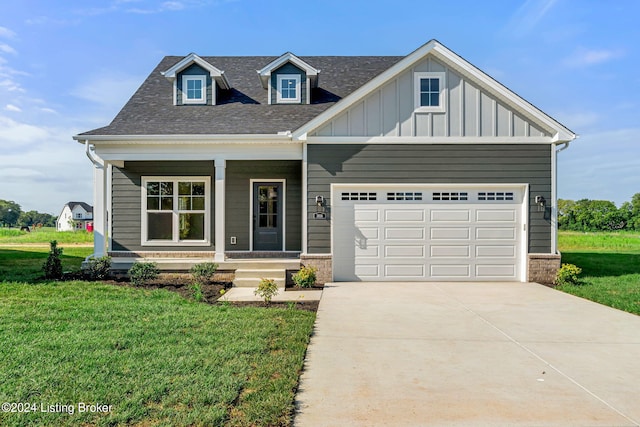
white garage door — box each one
[332,185,527,282]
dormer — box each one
[257,52,320,105]
[161,53,230,106]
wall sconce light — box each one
[313,195,326,219]
[535,195,546,212]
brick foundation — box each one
[300,254,332,285]
[528,253,561,285]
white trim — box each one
[257,52,320,89]
[162,52,230,89]
[302,143,308,253]
[181,75,207,104]
[551,143,557,253]
[107,163,113,252]
[249,179,286,252]
[293,40,575,143]
[277,74,301,103]
[414,71,446,113]
[172,80,177,106]
[141,176,211,247]
[74,134,293,143]
[330,182,529,282]
[306,136,555,144]
[214,159,226,262]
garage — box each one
[332,184,527,282]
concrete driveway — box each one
[294,282,640,426]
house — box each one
[73,40,575,284]
[57,202,93,232]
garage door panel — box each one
[476,245,516,258]
[385,209,425,222]
[431,245,471,258]
[476,209,516,222]
[431,264,471,277]
[355,244,378,257]
[476,227,516,240]
[476,264,516,277]
[385,245,425,257]
[357,227,379,239]
[385,264,425,277]
[354,210,379,222]
[431,227,470,240]
[385,227,425,240]
[431,209,470,222]
[355,264,379,277]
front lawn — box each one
[0,281,315,426]
[558,231,640,315]
[0,246,92,282]
[0,227,93,244]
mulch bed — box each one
[70,272,322,312]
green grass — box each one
[0,227,93,244]
[557,231,640,315]
[0,246,93,282]
[0,281,315,426]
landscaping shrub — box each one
[255,278,279,303]
[190,282,205,302]
[291,265,318,288]
[128,261,159,286]
[190,262,218,283]
[84,256,112,280]
[555,263,582,286]
[42,240,63,280]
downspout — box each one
[84,140,105,262]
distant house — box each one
[57,202,93,231]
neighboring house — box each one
[73,40,575,284]
[57,202,93,232]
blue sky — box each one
[0,0,638,214]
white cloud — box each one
[504,0,558,37]
[39,107,58,114]
[0,116,50,148]
[0,26,16,39]
[70,72,142,113]
[5,104,22,112]
[564,48,625,68]
[0,43,17,55]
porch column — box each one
[214,158,226,262]
[93,162,107,257]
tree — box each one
[0,200,22,227]
[19,210,56,228]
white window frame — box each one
[414,72,446,113]
[182,75,207,104]
[141,176,211,246]
[277,74,301,103]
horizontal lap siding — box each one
[111,161,215,252]
[306,144,551,254]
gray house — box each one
[74,40,575,284]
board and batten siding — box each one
[306,144,552,254]
[311,56,551,138]
[225,160,302,251]
[111,161,215,252]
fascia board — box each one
[257,52,320,89]
[162,53,230,89]
[73,134,294,144]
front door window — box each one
[253,182,283,251]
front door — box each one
[253,182,283,251]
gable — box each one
[298,40,574,143]
[270,62,307,104]
[176,64,214,106]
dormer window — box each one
[277,74,301,103]
[182,75,206,104]
[414,72,446,113]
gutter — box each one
[73,133,294,143]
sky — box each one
[0,0,638,215]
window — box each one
[478,192,514,201]
[74,213,83,219]
[277,74,301,103]
[414,72,446,112]
[387,192,423,201]
[341,192,377,201]
[433,192,468,201]
[182,75,206,104]
[142,177,210,245]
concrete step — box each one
[224,260,300,270]
[234,269,286,280]
[233,277,286,288]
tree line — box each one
[558,193,640,231]
[0,199,57,228]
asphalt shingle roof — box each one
[79,55,403,136]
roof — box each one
[66,202,93,213]
[78,55,403,136]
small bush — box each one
[555,263,582,286]
[190,262,218,283]
[254,278,279,303]
[128,261,159,286]
[190,282,205,302]
[85,256,112,280]
[291,265,318,288]
[43,240,63,280]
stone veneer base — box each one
[527,253,561,285]
[300,254,333,285]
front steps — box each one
[232,259,301,287]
